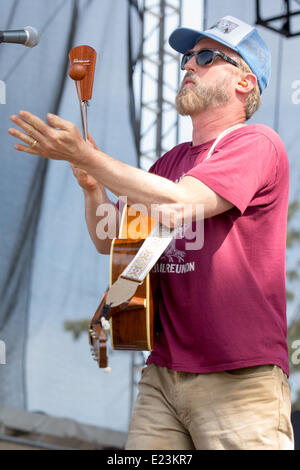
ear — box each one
[236,73,257,95]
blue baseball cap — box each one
[169,15,271,94]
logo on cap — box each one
[212,19,239,34]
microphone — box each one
[0,26,40,48]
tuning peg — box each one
[101,317,110,331]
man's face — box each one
[176,38,241,116]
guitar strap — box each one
[104,123,246,311]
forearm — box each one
[83,185,120,254]
[82,147,180,209]
[81,149,230,226]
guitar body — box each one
[109,239,154,351]
[89,206,157,368]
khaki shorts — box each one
[126,364,294,450]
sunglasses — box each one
[181,48,239,71]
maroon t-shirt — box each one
[146,124,290,376]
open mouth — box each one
[184,78,195,87]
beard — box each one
[176,73,231,116]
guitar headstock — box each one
[89,320,111,372]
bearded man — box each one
[8,15,294,450]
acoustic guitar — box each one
[88,206,157,371]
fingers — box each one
[9,114,45,145]
[9,110,84,163]
[14,110,71,134]
[8,126,39,148]
[10,111,72,142]
[46,113,72,130]
[88,133,98,149]
[72,167,80,178]
[9,112,50,154]
[14,111,50,135]
[70,163,87,177]
[13,143,39,155]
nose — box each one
[184,54,197,73]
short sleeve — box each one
[186,131,278,215]
[148,159,160,175]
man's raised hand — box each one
[8,111,90,167]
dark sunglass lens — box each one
[196,50,214,66]
[181,53,191,70]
